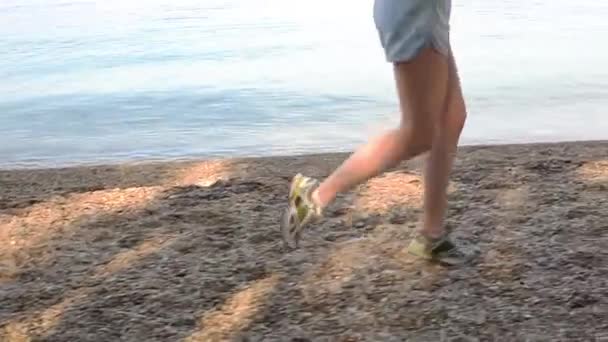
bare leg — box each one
[314,47,449,208]
[420,51,467,238]
[280,46,474,261]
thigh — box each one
[393,47,450,133]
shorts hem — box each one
[382,35,450,63]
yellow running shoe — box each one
[280,173,323,249]
[407,232,478,266]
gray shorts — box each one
[373,0,452,62]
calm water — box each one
[1,0,607,168]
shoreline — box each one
[2,138,607,172]
[1,139,607,340]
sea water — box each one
[1,0,607,168]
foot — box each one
[280,173,324,249]
[407,232,477,266]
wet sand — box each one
[1,141,607,341]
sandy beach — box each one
[1,140,607,341]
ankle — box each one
[311,189,325,211]
[418,228,445,240]
[313,185,335,209]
